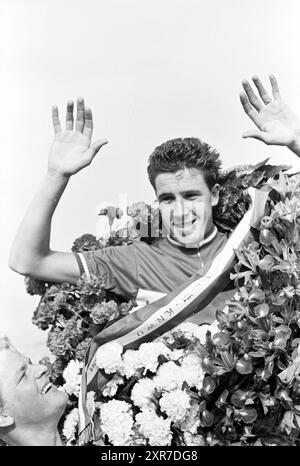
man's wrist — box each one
[47,168,70,184]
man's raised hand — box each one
[240,75,300,155]
[48,98,108,178]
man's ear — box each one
[0,410,14,428]
[211,183,220,207]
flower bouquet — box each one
[26,163,300,445]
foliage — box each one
[25,161,300,445]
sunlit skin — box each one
[8,74,300,284]
[0,345,68,446]
[155,168,220,248]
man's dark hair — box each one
[147,137,222,191]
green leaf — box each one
[259,229,276,247]
[272,332,286,348]
[248,288,265,302]
[213,332,231,347]
[294,414,300,429]
[273,261,293,274]
[254,303,269,317]
[248,350,266,358]
[262,163,291,177]
[236,355,253,375]
[231,390,251,408]
[201,409,214,427]
[221,350,236,369]
[251,157,270,172]
[202,376,216,395]
[274,325,292,348]
[215,309,229,325]
[216,389,229,406]
[275,324,292,335]
[262,359,274,381]
[281,410,294,434]
[271,295,286,306]
[278,364,297,384]
[238,407,258,424]
[258,255,275,271]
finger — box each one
[242,130,271,144]
[269,74,281,100]
[75,97,85,133]
[252,76,273,105]
[51,106,61,134]
[242,80,264,111]
[239,92,261,127]
[66,100,74,131]
[83,106,93,139]
[86,139,108,162]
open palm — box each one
[240,75,300,148]
[48,98,107,177]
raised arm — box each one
[240,74,300,157]
[9,98,108,283]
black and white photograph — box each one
[1,0,300,450]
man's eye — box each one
[160,198,173,204]
[185,194,200,200]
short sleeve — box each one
[74,244,139,300]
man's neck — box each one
[168,224,217,249]
[4,427,63,446]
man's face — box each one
[0,346,67,430]
[155,167,219,247]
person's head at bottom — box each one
[147,137,221,248]
[0,336,68,446]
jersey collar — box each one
[167,225,218,250]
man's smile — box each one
[41,381,53,395]
[172,218,197,234]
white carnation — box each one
[62,408,79,445]
[131,378,156,410]
[135,409,172,446]
[173,322,200,339]
[153,361,184,391]
[100,400,134,446]
[121,349,141,378]
[62,360,83,397]
[159,389,191,423]
[102,375,124,398]
[181,353,205,390]
[137,342,170,374]
[95,341,123,374]
[179,403,201,433]
[193,324,212,344]
[170,321,220,344]
[208,319,220,334]
[169,349,184,361]
[183,432,206,446]
[193,320,220,343]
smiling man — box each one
[8,75,300,321]
[148,138,220,248]
[0,336,68,446]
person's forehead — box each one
[155,168,207,193]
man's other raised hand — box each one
[240,75,300,156]
[48,98,108,178]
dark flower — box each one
[32,301,57,330]
[71,234,102,252]
[75,338,92,361]
[25,277,46,296]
